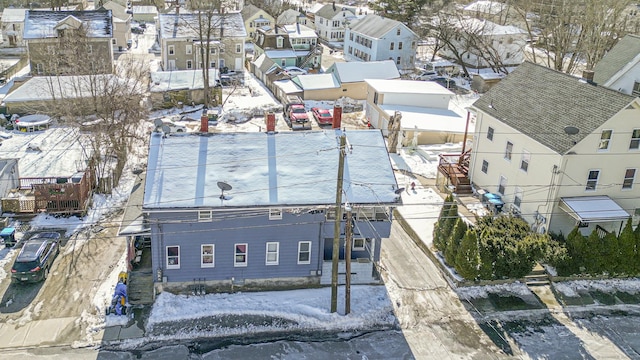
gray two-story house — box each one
[143,129,400,293]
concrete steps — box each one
[525,263,550,286]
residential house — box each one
[101,1,132,52]
[253,24,320,70]
[131,5,158,23]
[1,8,26,47]
[241,4,274,42]
[325,60,400,99]
[438,18,527,71]
[314,3,356,43]
[468,61,640,237]
[592,34,640,96]
[157,12,246,72]
[149,69,220,109]
[291,73,340,100]
[277,9,311,29]
[462,0,527,28]
[282,23,321,70]
[344,15,418,71]
[142,129,400,293]
[23,10,114,76]
[364,79,468,146]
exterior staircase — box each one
[437,149,472,195]
[524,263,550,287]
[297,44,323,69]
[127,247,154,305]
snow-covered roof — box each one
[560,196,629,222]
[282,24,316,38]
[307,3,325,14]
[463,0,507,15]
[292,73,340,90]
[1,8,26,23]
[101,1,130,22]
[4,75,129,102]
[473,72,506,80]
[158,13,246,39]
[0,127,90,178]
[327,60,400,84]
[273,79,302,94]
[264,49,297,58]
[457,18,526,36]
[23,10,113,39]
[132,5,157,15]
[348,14,416,39]
[365,79,454,96]
[150,69,219,92]
[143,130,400,209]
[379,105,468,133]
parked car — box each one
[284,66,308,76]
[311,107,333,126]
[131,27,144,35]
[415,70,438,81]
[11,232,61,283]
[429,77,456,89]
[283,95,311,130]
[161,119,187,133]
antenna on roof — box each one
[217,181,232,200]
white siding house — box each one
[470,62,640,237]
[593,34,640,96]
[343,15,418,71]
[314,3,355,43]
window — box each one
[332,20,340,27]
[633,81,640,96]
[353,238,365,251]
[298,241,311,264]
[398,42,403,50]
[396,28,401,35]
[599,130,612,150]
[186,60,192,69]
[487,126,494,140]
[210,61,216,69]
[112,39,117,45]
[269,208,282,220]
[201,244,214,268]
[166,246,180,269]
[350,33,353,40]
[498,175,507,195]
[198,210,212,222]
[623,168,636,189]
[168,45,175,55]
[210,47,216,54]
[236,43,242,53]
[514,187,523,208]
[281,59,286,66]
[630,129,640,150]
[390,42,394,50]
[265,242,279,265]
[481,160,489,173]
[506,52,511,59]
[277,37,283,48]
[234,243,247,267]
[396,56,401,65]
[504,141,513,160]
[520,150,530,172]
[36,63,43,75]
[186,45,192,54]
[373,92,379,104]
[586,170,599,191]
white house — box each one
[1,8,26,47]
[469,61,640,237]
[343,15,418,71]
[101,1,132,52]
[314,3,356,43]
[438,17,528,71]
[593,34,640,96]
[364,79,468,145]
[277,9,311,28]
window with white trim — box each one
[201,244,214,268]
[166,246,180,269]
[498,175,507,195]
[390,42,394,50]
[265,242,279,265]
[269,208,282,220]
[623,168,636,189]
[236,43,242,53]
[112,39,116,45]
[198,210,212,222]
[630,129,640,150]
[186,44,192,54]
[210,47,216,54]
[168,45,175,55]
[520,150,530,172]
[599,130,612,150]
[504,141,513,160]
[633,81,640,96]
[353,238,365,251]
[186,60,193,69]
[514,187,523,208]
[297,241,311,264]
[481,160,489,173]
[586,170,599,191]
[234,243,247,267]
[487,126,494,140]
[277,37,283,48]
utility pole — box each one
[331,133,346,313]
[344,204,352,315]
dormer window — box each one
[276,36,284,48]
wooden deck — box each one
[437,151,472,195]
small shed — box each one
[471,72,506,93]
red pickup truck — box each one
[284,96,312,130]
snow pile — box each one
[457,282,532,300]
[555,279,640,298]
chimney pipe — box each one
[332,105,342,129]
[200,114,208,133]
[266,111,276,133]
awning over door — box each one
[559,196,629,222]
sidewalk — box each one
[0,317,76,349]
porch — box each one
[436,150,472,195]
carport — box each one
[559,196,629,235]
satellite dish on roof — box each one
[161,125,171,134]
[564,126,580,135]
[217,181,232,200]
[154,118,163,127]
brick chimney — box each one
[332,105,342,129]
[266,112,276,133]
[200,113,208,133]
[582,69,595,83]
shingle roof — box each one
[327,60,400,83]
[315,3,354,19]
[277,9,304,24]
[348,14,415,39]
[593,34,640,85]
[240,4,263,20]
[472,61,636,154]
[158,12,246,39]
[24,10,113,39]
